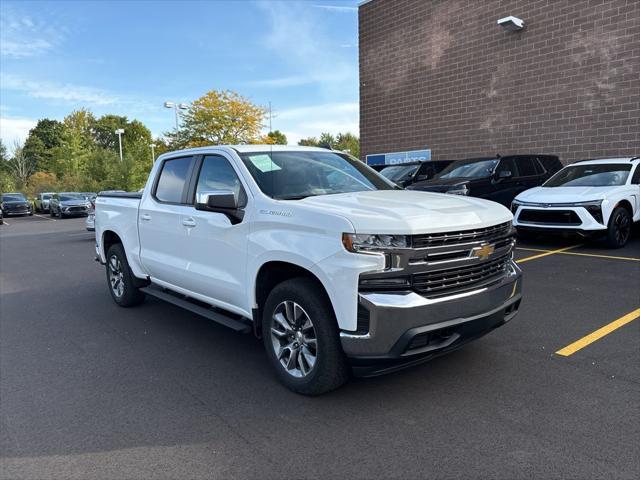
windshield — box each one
[380,165,419,182]
[544,164,631,187]
[239,150,394,199]
[60,194,85,201]
[437,159,499,179]
[2,194,26,202]
[42,194,52,200]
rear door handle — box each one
[140,213,151,221]
[182,217,197,228]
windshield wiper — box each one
[275,194,315,200]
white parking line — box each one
[33,214,56,221]
[1,220,9,226]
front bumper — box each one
[341,261,522,376]
[2,206,32,215]
[513,205,607,232]
[61,206,90,216]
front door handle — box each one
[182,217,197,228]
[140,213,151,221]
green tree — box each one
[265,130,287,145]
[334,132,360,159]
[298,137,318,147]
[167,90,266,148]
[22,119,64,172]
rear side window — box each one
[517,157,538,177]
[155,156,193,203]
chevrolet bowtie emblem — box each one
[471,243,495,260]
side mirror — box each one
[415,174,430,182]
[497,170,512,180]
[195,190,244,224]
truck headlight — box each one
[446,184,469,195]
[342,233,409,252]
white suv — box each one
[512,157,640,247]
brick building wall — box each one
[359,0,640,163]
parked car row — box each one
[379,154,638,248]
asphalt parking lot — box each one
[1,215,639,479]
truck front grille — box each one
[411,222,512,248]
[412,254,511,297]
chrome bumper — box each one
[341,261,522,363]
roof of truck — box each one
[159,145,338,159]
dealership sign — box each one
[365,149,432,166]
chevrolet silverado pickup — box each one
[95,145,522,395]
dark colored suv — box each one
[379,160,454,188]
[408,154,562,206]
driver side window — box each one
[496,158,516,177]
[195,155,246,206]
[631,165,640,185]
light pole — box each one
[149,143,156,164]
[164,101,189,129]
[115,128,124,161]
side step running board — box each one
[141,285,252,333]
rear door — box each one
[138,155,196,285]
[514,156,545,193]
[178,154,250,311]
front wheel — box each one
[262,278,349,395]
[105,244,146,307]
[606,206,631,248]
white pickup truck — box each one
[95,145,522,394]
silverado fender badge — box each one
[470,242,495,261]
[259,209,293,217]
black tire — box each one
[105,243,146,307]
[28,211,33,216]
[49,208,55,217]
[606,206,632,248]
[261,278,349,395]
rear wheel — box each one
[606,206,632,248]
[262,278,349,395]
[105,244,146,307]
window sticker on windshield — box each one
[248,154,281,173]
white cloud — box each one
[312,4,358,12]
[0,116,37,148]
[274,102,359,144]
[256,2,358,94]
[0,6,66,58]
[1,73,120,106]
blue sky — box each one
[0,0,359,148]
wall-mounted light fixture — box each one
[497,16,525,31]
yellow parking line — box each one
[516,244,582,264]
[516,247,640,262]
[556,308,640,356]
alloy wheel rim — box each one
[270,301,318,378]
[108,255,125,298]
[614,212,630,244]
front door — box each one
[178,154,250,312]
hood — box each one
[297,190,512,234]
[409,177,476,192]
[516,186,617,203]
[2,199,29,206]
